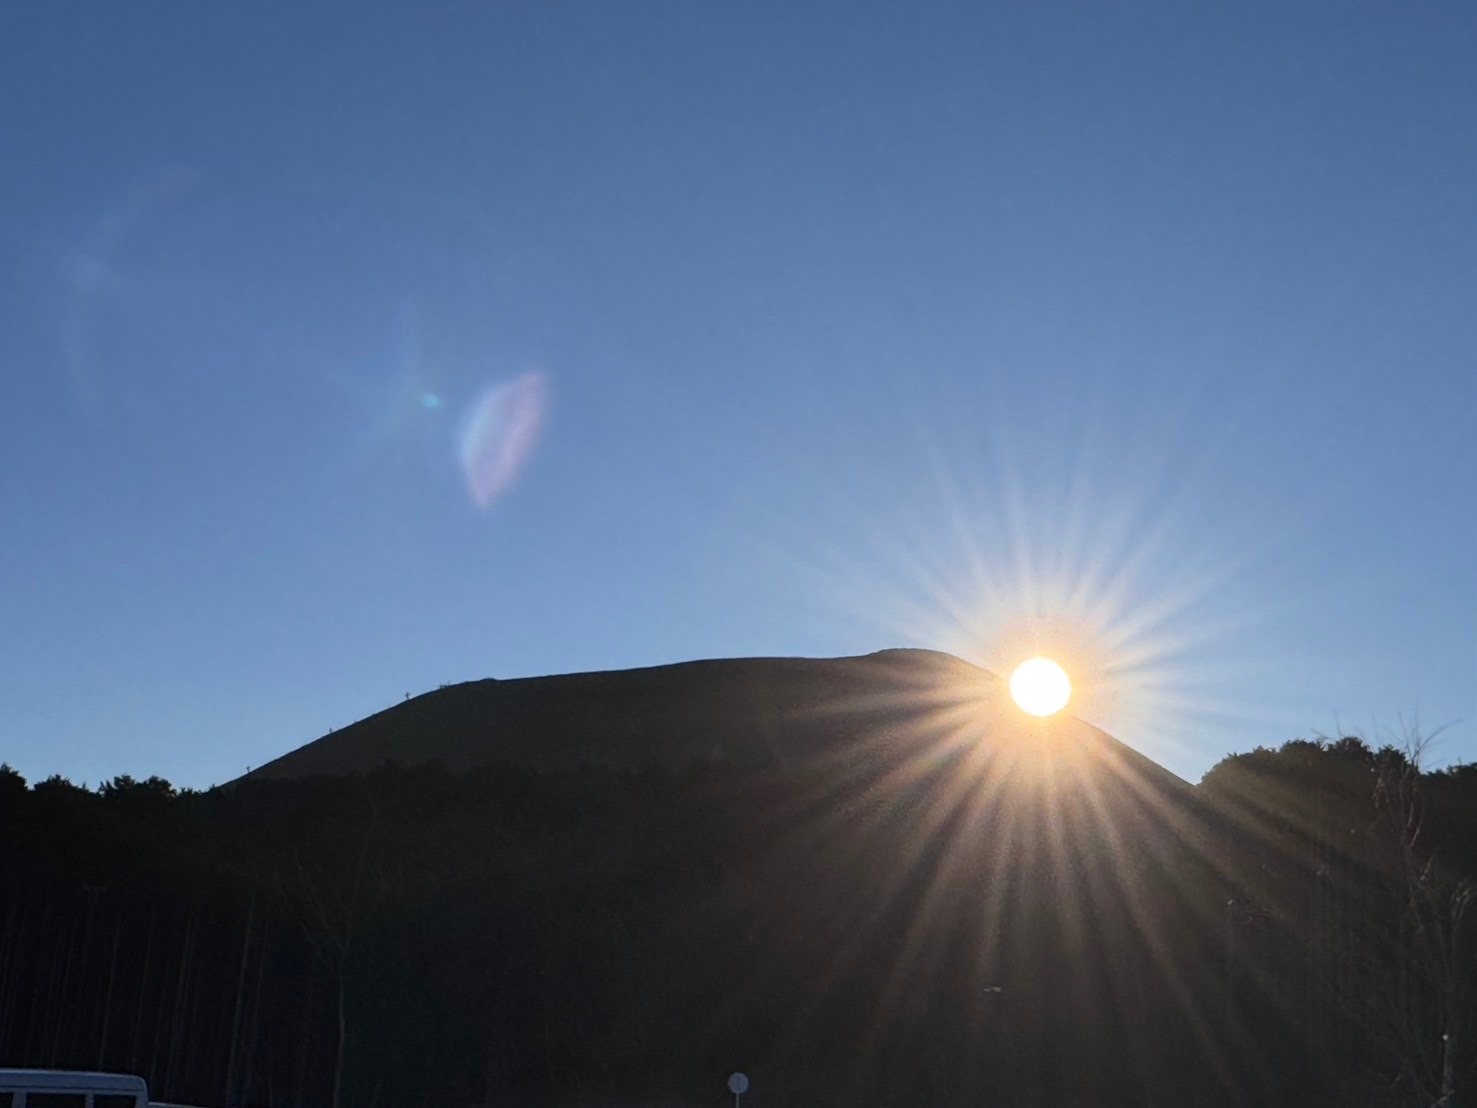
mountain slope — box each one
[229,648,1234,1102]
[242,648,1187,798]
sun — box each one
[1009,657,1072,717]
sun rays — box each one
[713,383,1306,1072]
[773,665,1255,1091]
[745,376,1283,781]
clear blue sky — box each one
[2,2,1472,788]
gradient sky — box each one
[2,2,1472,788]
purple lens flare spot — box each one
[458,371,549,509]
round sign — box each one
[728,1072,750,1095]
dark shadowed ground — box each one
[3,651,1473,1105]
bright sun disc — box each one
[1009,657,1072,717]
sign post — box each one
[727,1071,749,1108]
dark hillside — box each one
[243,649,1007,778]
[2,653,1471,1106]
[242,649,1190,799]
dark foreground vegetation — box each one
[1,738,1473,1106]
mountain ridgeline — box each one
[2,650,1473,1106]
[242,648,1179,786]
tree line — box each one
[0,736,1473,1106]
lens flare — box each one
[458,371,549,509]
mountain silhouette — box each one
[6,653,1470,1103]
[242,648,1189,800]
[23,650,1460,1103]
[228,648,1231,1102]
